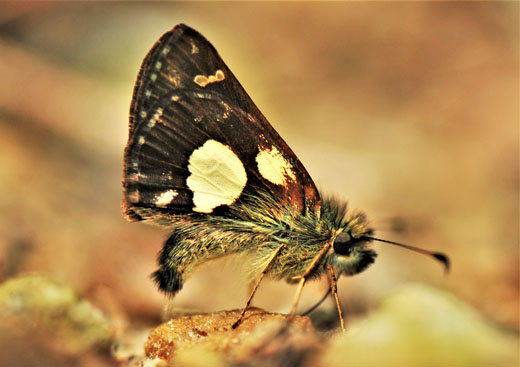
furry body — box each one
[153,193,377,294]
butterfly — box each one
[122,24,449,330]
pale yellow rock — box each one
[319,284,519,367]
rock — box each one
[319,284,519,367]
[144,308,322,367]
[0,274,112,356]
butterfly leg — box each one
[232,243,287,329]
[289,242,332,316]
[327,264,345,332]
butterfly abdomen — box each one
[152,217,268,294]
[152,233,185,293]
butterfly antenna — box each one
[362,236,450,274]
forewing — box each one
[130,24,261,136]
[123,24,321,223]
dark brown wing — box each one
[123,24,321,223]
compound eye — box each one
[334,232,353,255]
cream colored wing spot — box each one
[161,46,170,55]
[256,146,296,186]
[193,70,225,87]
[190,40,199,54]
[154,190,179,207]
[187,140,247,213]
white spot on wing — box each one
[147,107,164,128]
[193,70,225,87]
[154,190,178,207]
[256,146,296,186]
[187,140,247,213]
[190,40,199,54]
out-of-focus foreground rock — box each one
[0,274,113,366]
[320,285,519,367]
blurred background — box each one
[0,2,518,366]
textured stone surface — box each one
[145,308,321,366]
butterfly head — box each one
[328,227,377,276]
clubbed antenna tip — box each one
[432,252,450,274]
[362,236,451,275]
